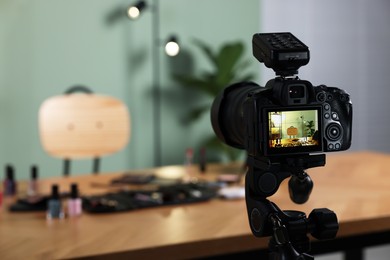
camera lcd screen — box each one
[265,107,322,155]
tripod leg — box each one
[268,214,314,260]
[344,248,363,260]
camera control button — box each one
[324,104,330,110]
[332,112,339,120]
[335,143,341,149]
[316,92,326,102]
[324,113,330,119]
[340,94,350,102]
[328,143,334,150]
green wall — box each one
[0,0,260,180]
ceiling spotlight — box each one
[165,36,180,57]
[127,1,146,20]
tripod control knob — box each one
[288,173,313,204]
[258,172,278,196]
[308,208,339,240]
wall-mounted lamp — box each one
[127,0,180,166]
[127,0,147,20]
[165,36,180,57]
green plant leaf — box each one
[188,105,210,122]
[217,42,244,70]
[204,135,244,161]
[192,39,218,67]
[173,74,216,96]
[215,42,245,86]
[172,38,255,162]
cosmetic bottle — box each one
[185,148,194,167]
[47,184,64,219]
[184,148,195,182]
[27,165,39,196]
[67,183,82,217]
[199,147,207,173]
[3,164,17,196]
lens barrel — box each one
[211,82,260,149]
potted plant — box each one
[305,120,315,141]
[173,39,255,161]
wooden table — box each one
[1,151,390,259]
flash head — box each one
[252,32,310,76]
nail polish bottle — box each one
[47,184,64,219]
[199,147,207,173]
[67,183,82,217]
[27,165,39,196]
[184,148,195,182]
[3,164,17,196]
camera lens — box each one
[289,85,305,99]
[326,123,343,141]
[211,82,260,149]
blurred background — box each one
[1,1,389,259]
[0,0,389,177]
[0,0,260,177]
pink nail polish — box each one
[67,183,82,217]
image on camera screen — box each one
[266,108,322,154]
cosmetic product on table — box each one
[27,165,39,196]
[67,183,82,217]
[199,147,207,173]
[184,148,196,182]
[47,184,64,219]
[3,164,17,196]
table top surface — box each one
[1,151,390,259]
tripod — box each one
[245,154,339,259]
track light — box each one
[127,0,146,20]
[165,36,180,57]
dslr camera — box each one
[210,33,352,258]
[211,32,352,158]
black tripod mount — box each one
[245,154,339,259]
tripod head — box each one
[245,154,339,259]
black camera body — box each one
[211,33,348,255]
[211,33,352,158]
